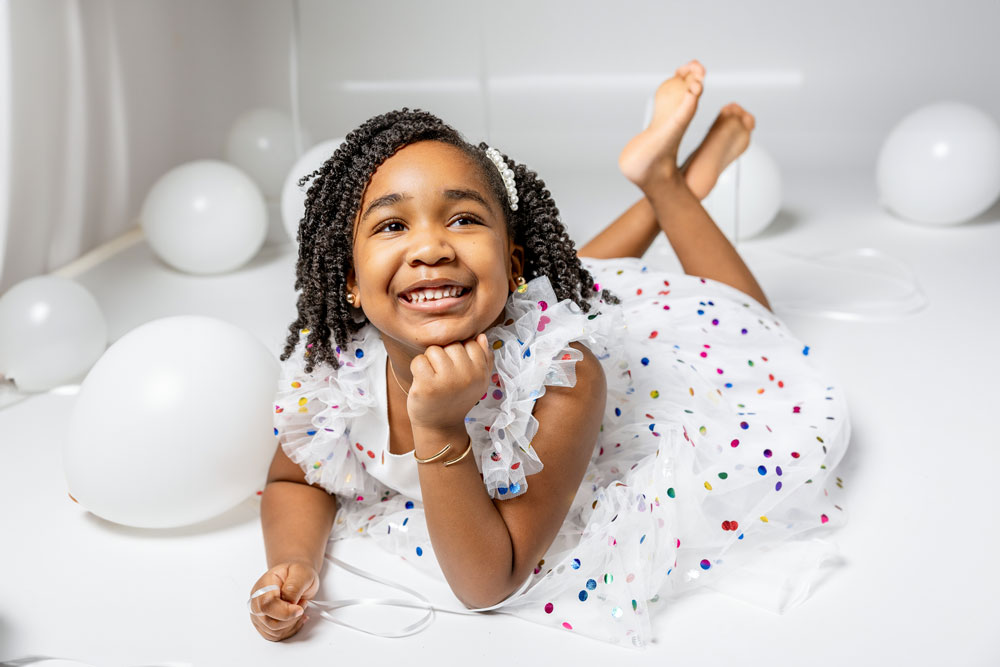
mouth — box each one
[398,282,471,307]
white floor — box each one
[1,166,998,666]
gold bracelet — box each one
[442,440,473,467]
[413,442,452,464]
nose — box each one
[405,221,456,266]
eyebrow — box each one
[442,188,491,209]
[361,193,411,222]
[360,188,494,224]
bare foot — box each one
[618,60,705,190]
[681,103,756,200]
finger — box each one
[444,340,474,371]
[257,611,301,632]
[255,614,305,642]
[410,353,434,381]
[474,334,494,374]
[259,588,306,622]
[462,338,489,376]
[248,581,282,618]
[281,566,318,608]
[422,346,454,376]
[253,616,286,641]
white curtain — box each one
[0,0,292,294]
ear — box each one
[507,243,526,292]
[345,267,361,308]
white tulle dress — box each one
[271,256,850,649]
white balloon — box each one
[226,108,307,200]
[140,160,267,274]
[0,276,107,392]
[877,101,1000,225]
[280,138,344,244]
[64,316,279,528]
[701,142,783,241]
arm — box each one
[249,443,339,641]
[260,444,339,573]
[412,341,606,609]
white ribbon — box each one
[246,552,534,639]
[305,553,534,638]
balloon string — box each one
[746,246,930,321]
[288,0,303,157]
[299,552,534,638]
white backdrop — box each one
[1,0,998,288]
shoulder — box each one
[533,341,605,433]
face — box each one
[346,140,524,356]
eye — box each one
[374,220,405,234]
[449,215,482,227]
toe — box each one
[676,59,706,81]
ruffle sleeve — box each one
[272,325,391,501]
[467,275,629,500]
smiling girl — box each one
[249,61,850,648]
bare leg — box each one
[579,69,755,259]
[613,63,771,310]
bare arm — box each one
[413,342,606,608]
[260,443,339,572]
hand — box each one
[408,333,493,430]
[248,560,319,641]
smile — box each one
[402,285,469,303]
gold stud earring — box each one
[515,276,527,293]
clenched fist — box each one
[407,333,494,430]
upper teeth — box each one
[407,286,463,303]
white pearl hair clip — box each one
[484,146,519,211]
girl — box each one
[249,60,849,648]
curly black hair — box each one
[281,108,618,373]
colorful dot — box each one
[544,602,554,614]
[803,346,810,355]
[650,390,660,398]
[704,481,713,491]
[632,599,638,611]
[741,328,748,335]
[355,349,364,358]
[740,421,749,430]
[649,331,658,339]
[604,573,614,584]
[731,439,740,448]
[718,472,728,479]
[667,488,676,498]
[791,451,800,458]
[775,481,783,491]
[821,514,829,524]
[700,559,711,570]
[586,579,597,590]
[538,300,548,311]
[578,590,589,601]
[571,558,581,569]
[641,357,649,366]
[492,340,504,350]
[776,466,783,476]
[562,622,573,630]
[415,547,423,556]
[405,500,414,509]
[492,389,503,400]
[763,449,772,458]
[758,465,767,475]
